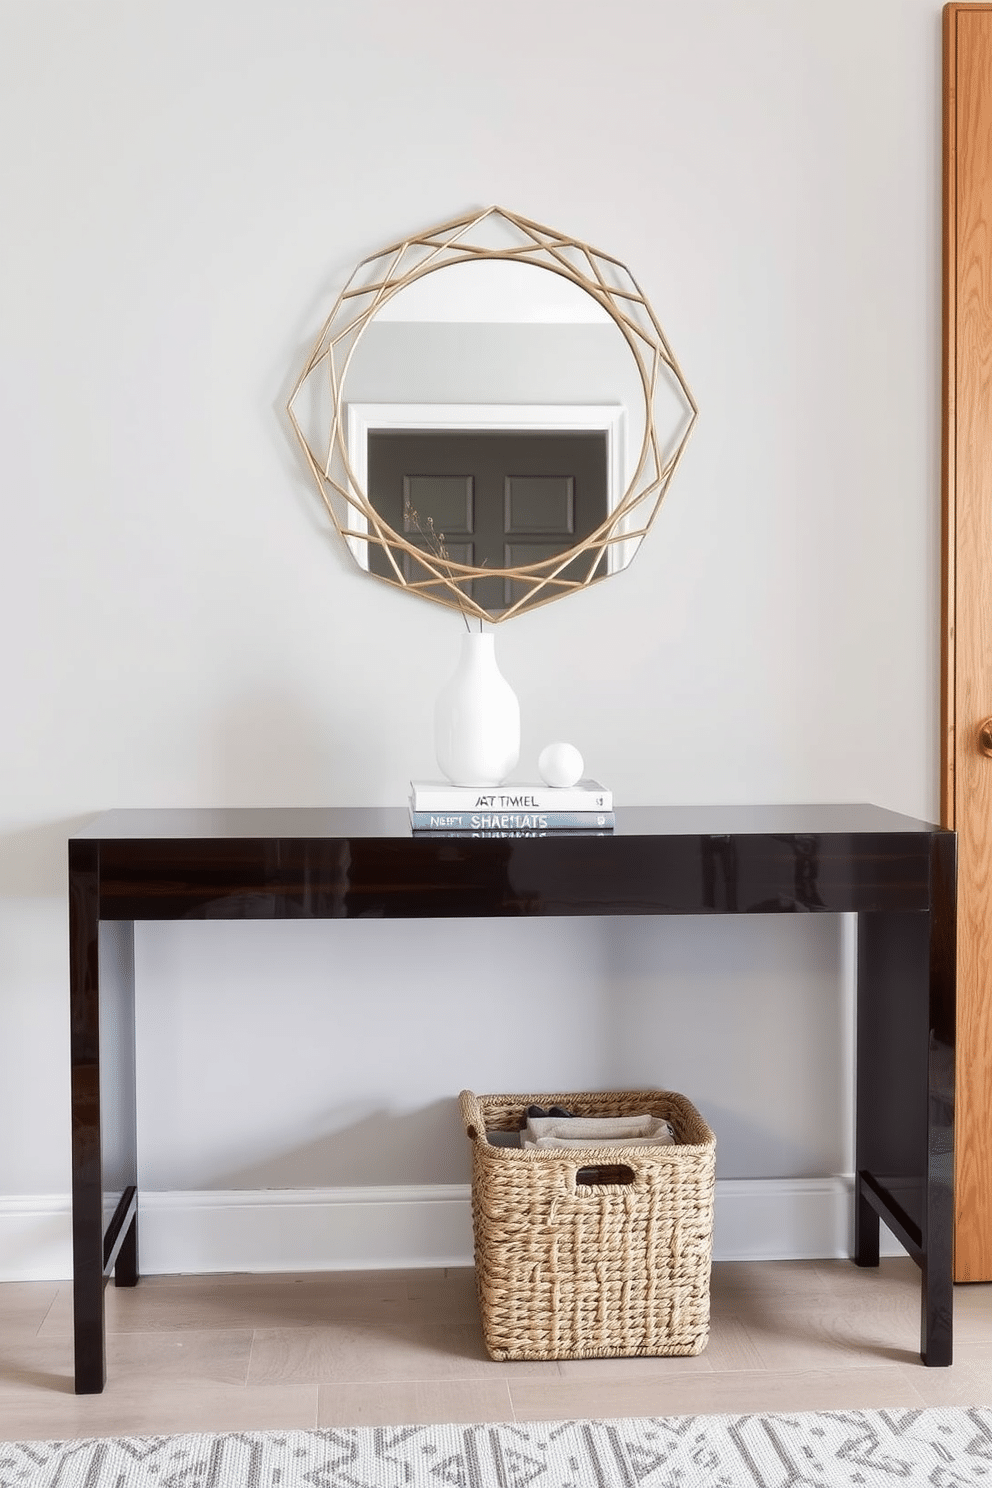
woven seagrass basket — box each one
[459,1088,716,1361]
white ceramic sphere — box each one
[538,741,584,788]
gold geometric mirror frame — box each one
[287,206,698,623]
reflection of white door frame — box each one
[345,403,627,573]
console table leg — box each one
[921,1241,953,1365]
[922,832,956,1367]
[69,837,138,1393]
[854,1175,880,1268]
[115,1204,139,1288]
[69,841,106,1393]
[856,903,954,1365]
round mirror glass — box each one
[287,208,696,622]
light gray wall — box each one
[0,1,941,1208]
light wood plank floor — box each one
[1,1259,991,1441]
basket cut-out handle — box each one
[575,1164,636,1186]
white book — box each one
[410,779,613,812]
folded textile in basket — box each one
[522,1113,676,1149]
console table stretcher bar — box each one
[67,804,956,1392]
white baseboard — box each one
[0,1178,906,1282]
[0,1194,74,1283]
[139,1185,475,1275]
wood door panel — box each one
[944,3,992,1280]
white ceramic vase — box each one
[434,632,520,787]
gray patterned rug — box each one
[2,1408,992,1487]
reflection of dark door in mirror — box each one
[366,430,608,613]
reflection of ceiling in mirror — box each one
[345,324,643,421]
[374,259,613,324]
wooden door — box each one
[943,2,992,1281]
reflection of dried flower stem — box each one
[404,501,474,631]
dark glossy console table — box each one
[68,803,956,1392]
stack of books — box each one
[409,779,615,835]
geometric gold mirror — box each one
[287,206,697,623]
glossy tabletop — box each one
[74,802,941,838]
[71,802,946,922]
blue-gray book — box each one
[409,808,615,831]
